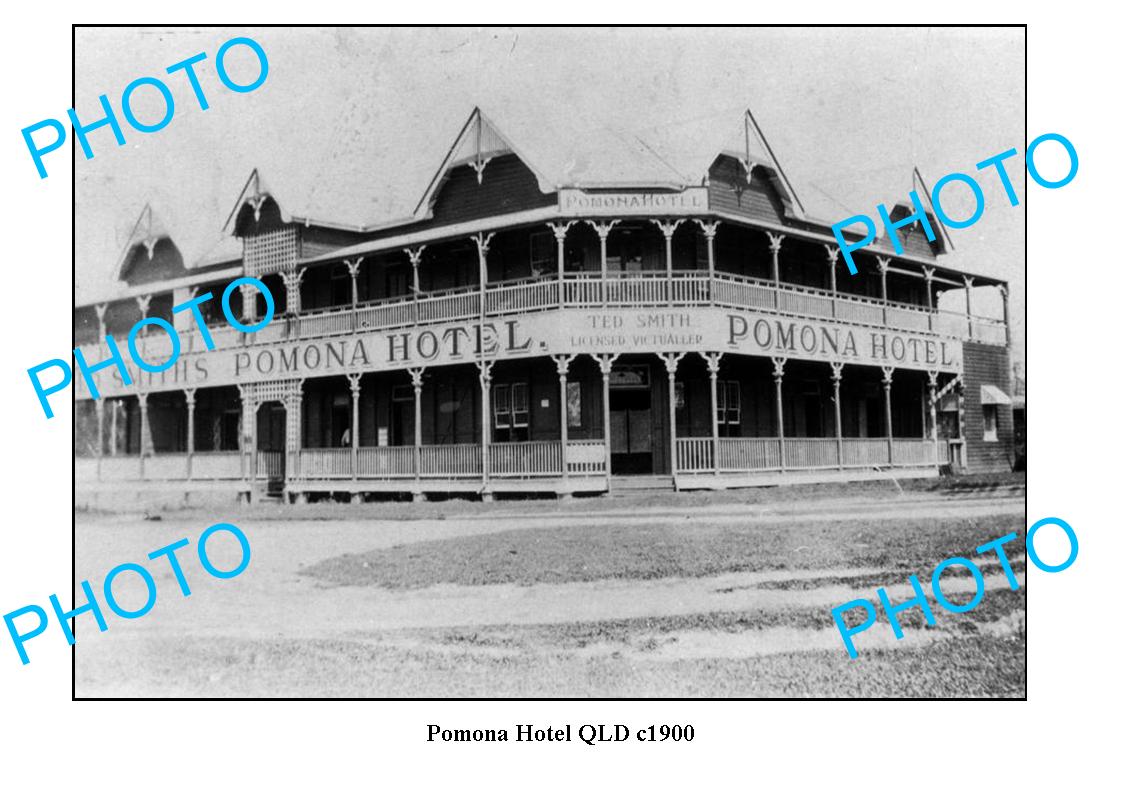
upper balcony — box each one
[74,215,1009,392]
[80,267,1006,371]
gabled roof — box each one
[718,108,806,219]
[222,169,290,235]
[114,203,174,281]
[414,107,554,217]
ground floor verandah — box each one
[74,352,960,502]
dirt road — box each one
[73,489,1026,697]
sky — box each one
[74,26,1025,365]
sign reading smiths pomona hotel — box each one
[74,105,1014,502]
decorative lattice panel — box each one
[243,227,298,276]
[239,379,302,407]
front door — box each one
[255,401,286,495]
[610,382,653,474]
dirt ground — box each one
[73,478,1026,698]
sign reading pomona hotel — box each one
[76,308,963,400]
[558,187,708,216]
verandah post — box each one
[882,366,895,466]
[347,373,361,481]
[658,352,685,489]
[824,244,839,319]
[477,360,494,501]
[771,356,786,471]
[704,352,722,475]
[553,355,574,488]
[597,353,619,493]
[548,221,574,310]
[345,257,363,333]
[184,387,196,480]
[830,362,844,471]
[928,370,939,465]
[408,367,424,498]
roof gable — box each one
[114,203,181,283]
[414,107,554,218]
[222,169,292,237]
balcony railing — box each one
[104,270,1007,363]
[78,435,941,486]
[677,437,948,474]
[78,451,246,483]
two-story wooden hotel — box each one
[73,108,1015,504]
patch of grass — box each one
[750,559,1027,592]
[76,629,1025,698]
[299,513,1027,590]
[415,587,1025,651]
[76,471,1024,524]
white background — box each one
[0,7,1111,794]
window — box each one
[983,405,999,442]
[566,381,582,429]
[717,380,741,435]
[493,382,529,441]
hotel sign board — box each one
[558,187,708,217]
[77,308,962,400]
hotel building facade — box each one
[73,109,1016,503]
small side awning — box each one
[981,385,1012,405]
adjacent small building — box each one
[73,107,1016,503]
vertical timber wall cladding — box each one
[962,341,1014,473]
[428,155,556,226]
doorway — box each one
[610,366,653,474]
[256,401,286,493]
